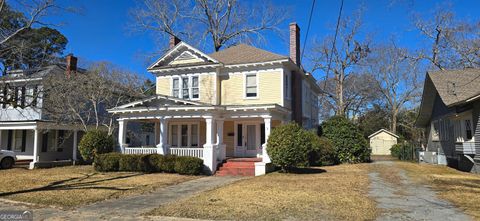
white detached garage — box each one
[368,129,399,155]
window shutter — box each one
[42,132,48,152]
[7,130,12,150]
[21,130,26,152]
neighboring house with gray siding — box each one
[416,68,480,172]
[0,55,85,168]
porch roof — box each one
[109,96,290,119]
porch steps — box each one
[215,158,261,176]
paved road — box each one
[369,161,471,221]
[0,176,242,221]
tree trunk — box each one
[391,109,398,133]
[335,72,345,116]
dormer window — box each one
[171,75,200,100]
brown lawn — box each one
[147,164,378,221]
[0,166,196,208]
[396,162,480,220]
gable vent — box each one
[176,51,196,61]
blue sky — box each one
[43,0,480,80]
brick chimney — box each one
[169,35,181,49]
[289,22,301,66]
[66,54,77,77]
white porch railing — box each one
[124,147,158,155]
[169,147,203,159]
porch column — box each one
[203,116,217,174]
[29,129,40,169]
[157,118,168,155]
[262,116,272,163]
[216,118,225,161]
[118,119,127,153]
[72,130,78,161]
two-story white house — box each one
[108,23,320,176]
[0,55,84,169]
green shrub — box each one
[78,130,114,163]
[174,156,204,175]
[93,153,204,175]
[267,123,312,172]
[308,133,337,166]
[320,116,370,163]
[159,155,177,173]
[390,143,415,160]
[94,152,122,172]
[142,154,163,172]
[119,154,143,171]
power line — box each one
[301,0,316,63]
[323,0,344,89]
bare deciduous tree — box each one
[130,0,287,52]
[367,44,421,133]
[310,12,371,117]
[0,0,58,46]
[413,7,480,70]
[43,63,145,134]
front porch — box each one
[109,95,289,175]
[117,116,282,175]
[0,121,83,169]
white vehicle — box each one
[0,150,16,169]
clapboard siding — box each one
[473,101,480,161]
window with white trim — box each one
[453,115,475,142]
[169,123,200,148]
[171,76,200,100]
[172,78,180,98]
[171,125,178,147]
[245,73,257,98]
[182,77,189,99]
[192,76,199,99]
[465,119,473,140]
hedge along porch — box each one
[108,95,289,175]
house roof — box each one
[208,44,288,65]
[428,68,480,106]
[1,64,86,82]
[368,129,399,139]
[416,68,480,127]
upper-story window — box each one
[245,73,257,98]
[182,77,189,99]
[172,78,180,98]
[172,75,200,100]
[192,77,199,99]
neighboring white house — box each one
[368,129,399,155]
[0,55,84,169]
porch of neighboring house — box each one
[0,121,83,169]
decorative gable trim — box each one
[147,42,220,70]
[368,129,399,139]
[114,95,206,110]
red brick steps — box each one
[216,158,261,176]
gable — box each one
[148,42,219,70]
[169,51,204,65]
[116,95,207,109]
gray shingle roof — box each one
[416,68,480,127]
[209,44,288,65]
[428,68,480,106]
